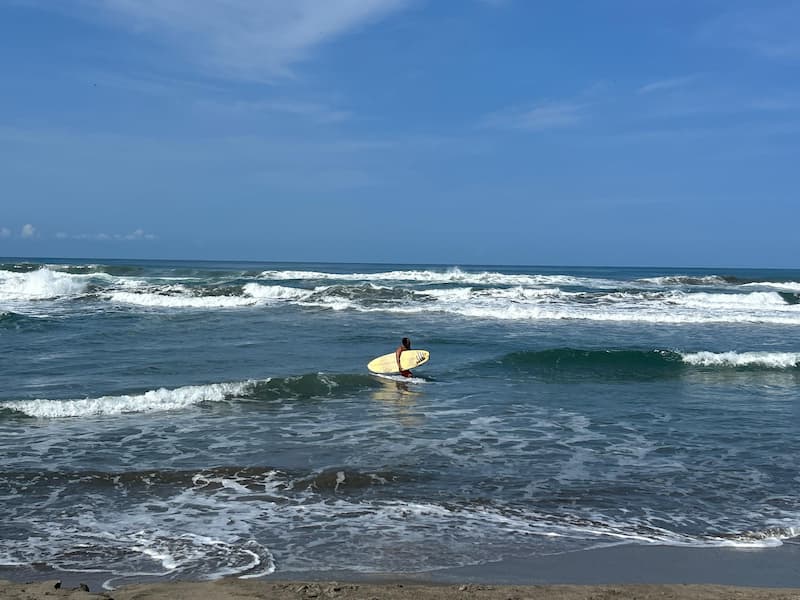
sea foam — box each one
[0,268,88,300]
[241,283,310,301]
[108,291,258,309]
[1,380,257,418]
[681,351,800,369]
[743,281,800,292]
[258,267,607,288]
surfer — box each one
[396,337,413,378]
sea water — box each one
[1,258,799,585]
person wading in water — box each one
[395,337,413,378]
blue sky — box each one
[1,0,798,267]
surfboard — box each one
[367,350,430,374]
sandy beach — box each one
[3,545,800,600]
[3,579,800,600]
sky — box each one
[1,0,799,267]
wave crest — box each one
[496,348,799,380]
[0,381,256,418]
[682,351,800,369]
[0,267,89,300]
[0,374,383,418]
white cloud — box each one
[637,75,697,95]
[255,100,352,123]
[89,0,409,79]
[123,228,156,240]
[21,224,36,238]
[0,227,11,238]
[66,229,156,241]
[482,102,585,132]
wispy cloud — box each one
[476,0,512,7]
[83,70,352,124]
[202,99,352,124]
[637,75,698,95]
[85,70,225,98]
[481,101,585,132]
[57,229,157,241]
[0,227,11,238]
[699,3,800,61]
[258,101,352,123]
[635,84,800,121]
[749,94,800,112]
[86,0,410,79]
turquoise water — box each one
[1,258,799,585]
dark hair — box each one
[401,337,411,348]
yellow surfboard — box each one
[367,350,430,374]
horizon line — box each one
[2,255,798,272]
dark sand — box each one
[4,579,800,600]
[3,544,800,599]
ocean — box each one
[1,258,799,587]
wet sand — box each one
[4,579,800,600]
[3,544,800,599]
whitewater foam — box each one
[379,287,800,325]
[7,264,797,326]
[743,281,800,292]
[669,290,791,310]
[0,380,257,418]
[320,284,796,323]
[682,351,800,369]
[639,275,730,286]
[258,267,611,288]
[421,286,569,302]
[108,290,259,309]
[0,267,89,300]
[242,283,311,301]
[106,283,313,308]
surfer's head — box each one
[401,337,411,349]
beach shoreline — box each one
[3,581,800,600]
[3,544,800,599]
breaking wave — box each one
[108,290,259,308]
[0,374,383,419]
[3,264,799,325]
[497,348,800,379]
[638,275,733,286]
[0,381,256,418]
[0,267,91,300]
[257,266,606,288]
[681,351,800,368]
